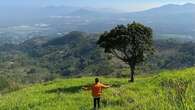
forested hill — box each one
[18,31,109,76]
[0,31,194,93]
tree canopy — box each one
[97,22,154,82]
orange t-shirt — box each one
[92,82,107,97]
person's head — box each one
[95,78,99,83]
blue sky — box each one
[1,0,195,12]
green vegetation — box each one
[0,67,195,110]
[0,31,195,92]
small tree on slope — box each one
[97,22,154,82]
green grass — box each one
[0,67,195,110]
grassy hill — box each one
[0,67,195,110]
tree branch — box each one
[111,49,125,61]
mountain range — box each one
[0,3,195,40]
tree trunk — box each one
[129,64,135,82]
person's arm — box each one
[101,83,111,88]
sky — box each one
[0,0,195,12]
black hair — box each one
[95,78,99,83]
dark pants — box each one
[93,97,100,109]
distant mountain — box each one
[126,3,195,36]
[0,3,195,40]
[139,3,195,14]
[0,6,78,26]
[62,3,195,37]
[69,8,119,17]
[69,9,102,16]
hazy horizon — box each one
[0,0,195,12]
[0,0,194,37]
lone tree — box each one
[97,22,154,82]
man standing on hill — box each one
[83,78,110,110]
[92,78,110,109]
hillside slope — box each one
[0,67,195,110]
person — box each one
[82,78,110,110]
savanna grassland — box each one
[0,67,195,110]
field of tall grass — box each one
[0,67,195,110]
